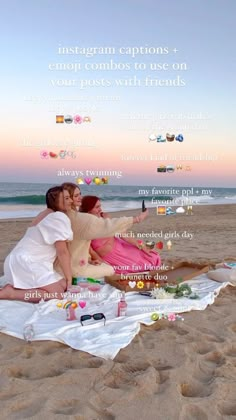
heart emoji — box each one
[156,241,164,250]
[128,281,136,289]
[84,177,92,185]
[79,301,86,309]
[49,152,58,158]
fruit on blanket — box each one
[156,241,163,249]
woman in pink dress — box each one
[80,196,161,274]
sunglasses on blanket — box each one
[80,313,106,326]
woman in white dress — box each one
[0,186,73,302]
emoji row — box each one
[56,115,91,124]
[40,150,76,159]
[138,240,172,251]
[149,133,184,142]
[76,177,109,185]
[157,164,191,172]
[156,206,193,215]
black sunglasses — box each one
[80,313,106,326]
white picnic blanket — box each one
[0,272,233,359]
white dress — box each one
[3,212,73,289]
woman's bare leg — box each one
[0,278,67,302]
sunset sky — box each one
[1,0,235,187]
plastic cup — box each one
[88,284,101,292]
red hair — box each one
[80,196,100,213]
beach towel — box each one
[0,271,233,360]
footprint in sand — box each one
[192,359,215,384]
[50,399,82,416]
[204,351,225,367]
[114,352,129,364]
[193,341,215,355]
[70,357,104,370]
[51,399,114,419]
[204,333,225,344]
[224,344,236,357]
[180,404,208,420]
[173,325,189,336]
[151,358,173,371]
[23,345,35,359]
[104,361,157,392]
[228,323,236,333]
[180,381,212,398]
[6,397,45,418]
[218,403,236,417]
[7,365,65,380]
[39,342,66,356]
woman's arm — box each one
[55,241,72,287]
[69,209,149,240]
[89,246,103,264]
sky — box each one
[0,0,235,186]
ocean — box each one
[0,182,236,219]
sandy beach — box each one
[0,205,236,419]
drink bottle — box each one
[117,292,127,317]
[23,324,35,342]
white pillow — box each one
[207,268,236,285]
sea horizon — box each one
[0,182,236,219]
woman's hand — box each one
[100,211,110,219]
[134,209,149,224]
[55,241,72,287]
[90,259,102,265]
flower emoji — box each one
[40,150,49,159]
[79,259,86,266]
[137,281,144,289]
[74,114,83,124]
[168,313,176,322]
[137,240,144,249]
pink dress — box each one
[91,237,161,274]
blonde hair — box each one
[61,183,80,211]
